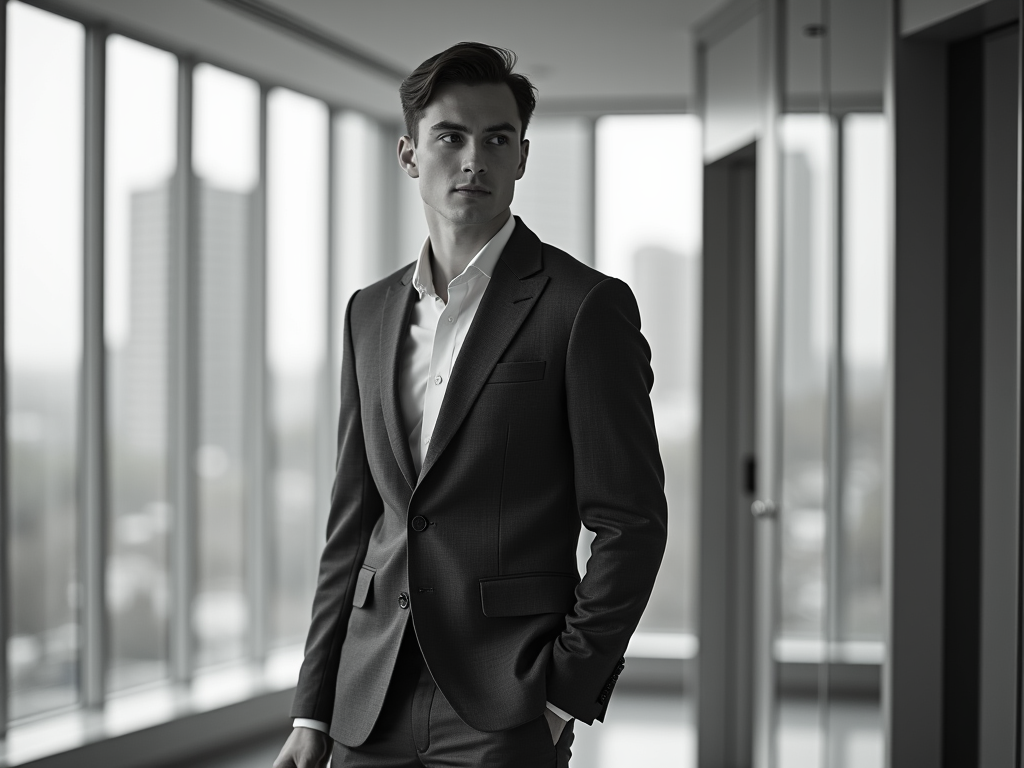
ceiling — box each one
[44,0,730,120]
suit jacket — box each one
[291,217,668,747]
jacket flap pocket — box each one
[352,565,376,608]
[487,360,546,384]
[479,572,578,617]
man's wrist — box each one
[545,701,573,722]
[293,718,331,735]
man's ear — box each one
[398,135,419,179]
[516,138,530,180]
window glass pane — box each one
[5,1,84,718]
[839,114,887,643]
[513,117,591,263]
[193,63,260,666]
[267,88,327,648]
[104,34,177,692]
[595,115,702,636]
[778,114,833,644]
[333,111,390,366]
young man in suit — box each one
[274,42,667,768]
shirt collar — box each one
[412,214,517,299]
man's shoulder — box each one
[345,262,414,317]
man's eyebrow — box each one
[429,121,469,133]
[427,121,518,134]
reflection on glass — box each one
[595,115,702,636]
[5,1,84,718]
[513,117,591,262]
[104,34,177,692]
[839,114,887,644]
[267,88,328,648]
[193,64,260,666]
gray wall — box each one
[979,23,1020,768]
[902,0,989,34]
[704,11,764,162]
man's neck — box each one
[425,210,510,302]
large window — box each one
[192,63,261,668]
[5,1,85,720]
[104,33,178,692]
[2,4,390,739]
[513,117,592,262]
[595,114,703,636]
[266,88,328,649]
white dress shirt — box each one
[295,214,572,734]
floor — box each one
[177,693,881,768]
[178,693,694,768]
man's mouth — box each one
[454,185,490,195]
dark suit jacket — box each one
[291,217,668,747]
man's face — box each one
[399,82,529,230]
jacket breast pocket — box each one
[479,572,578,617]
[487,360,546,384]
[352,564,375,608]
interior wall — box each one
[978,22,1019,768]
[901,0,988,33]
[30,0,402,117]
[786,0,886,110]
[703,11,763,162]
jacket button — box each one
[411,515,428,532]
[398,592,410,609]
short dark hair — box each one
[399,42,538,143]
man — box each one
[274,42,667,768]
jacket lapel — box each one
[418,219,549,485]
[380,265,419,490]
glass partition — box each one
[776,112,834,768]
[192,63,260,667]
[5,1,84,719]
[838,114,887,646]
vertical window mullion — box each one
[319,108,338,550]
[585,117,597,267]
[0,0,9,737]
[169,56,197,685]
[80,23,108,710]
[246,83,269,664]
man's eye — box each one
[487,135,509,145]
[440,134,462,144]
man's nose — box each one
[461,141,486,174]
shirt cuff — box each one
[545,701,573,722]
[293,718,330,734]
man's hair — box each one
[399,42,538,143]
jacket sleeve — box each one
[547,277,669,724]
[290,291,385,722]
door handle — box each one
[750,499,778,519]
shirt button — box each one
[398,592,410,609]
[434,374,443,385]
[424,435,430,445]
[447,317,453,323]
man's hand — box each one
[272,727,332,768]
[542,708,568,745]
